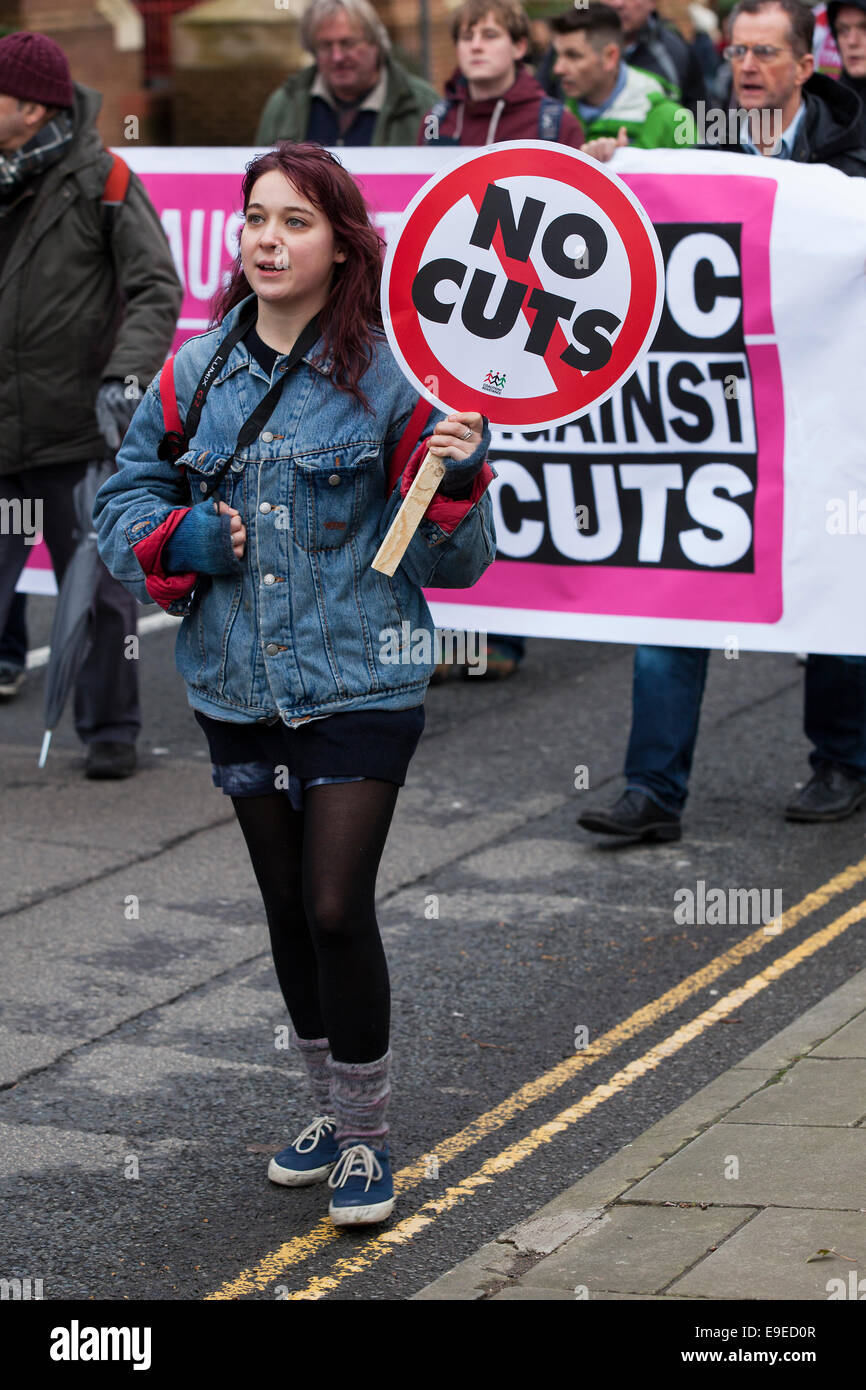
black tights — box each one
[231,778,398,1063]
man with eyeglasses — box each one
[828,1,866,140]
[578,0,866,840]
[712,0,866,165]
[256,0,438,147]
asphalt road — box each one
[1,595,865,1301]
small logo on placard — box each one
[482,369,506,394]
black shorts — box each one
[193,705,425,807]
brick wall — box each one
[0,0,153,142]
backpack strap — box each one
[101,150,131,242]
[157,354,187,468]
[386,396,434,494]
[423,96,454,144]
[160,355,183,435]
[538,96,564,142]
[155,297,258,466]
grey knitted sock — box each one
[328,1049,392,1151]
[292,1031,333,1114]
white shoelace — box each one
[327,1143,383,1192]
[292,1115,336,1154]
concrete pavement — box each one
[414,965,866,1300]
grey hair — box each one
[300,0,392,56]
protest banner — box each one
[19,147,866,656]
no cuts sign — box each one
[382,142,665,430]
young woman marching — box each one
[93,144,496,1227]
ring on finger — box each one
[462,426,472,440]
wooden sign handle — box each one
[371,451,446,576]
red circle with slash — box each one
[382,141,664,430]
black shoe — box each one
[578,789,682,841]
[785,765,866,822]
[85,741,137,780]
[0,661,25,700]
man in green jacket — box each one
[0,32,182,777]
[256,0,439,147]
[551,3,695,148]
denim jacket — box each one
[93,295,497,726]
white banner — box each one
[23,146,866,655]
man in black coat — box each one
[0,32,182,776]
[579,0,866,840]
[705,0,866,172]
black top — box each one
[244,323,281,375]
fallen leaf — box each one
[805,1247,856,1263]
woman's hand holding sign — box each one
[371,411,486,576]
[426,411,484,461]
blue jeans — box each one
[625,645,866,813]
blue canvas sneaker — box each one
[268,1115,339,1186]
[327,1143,395,1226]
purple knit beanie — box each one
[0,32,74,108]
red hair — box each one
[211,144,385,411]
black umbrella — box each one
[38,459,116,767]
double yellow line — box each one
[206,855,866,1300]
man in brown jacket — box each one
[0,32,182,777]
